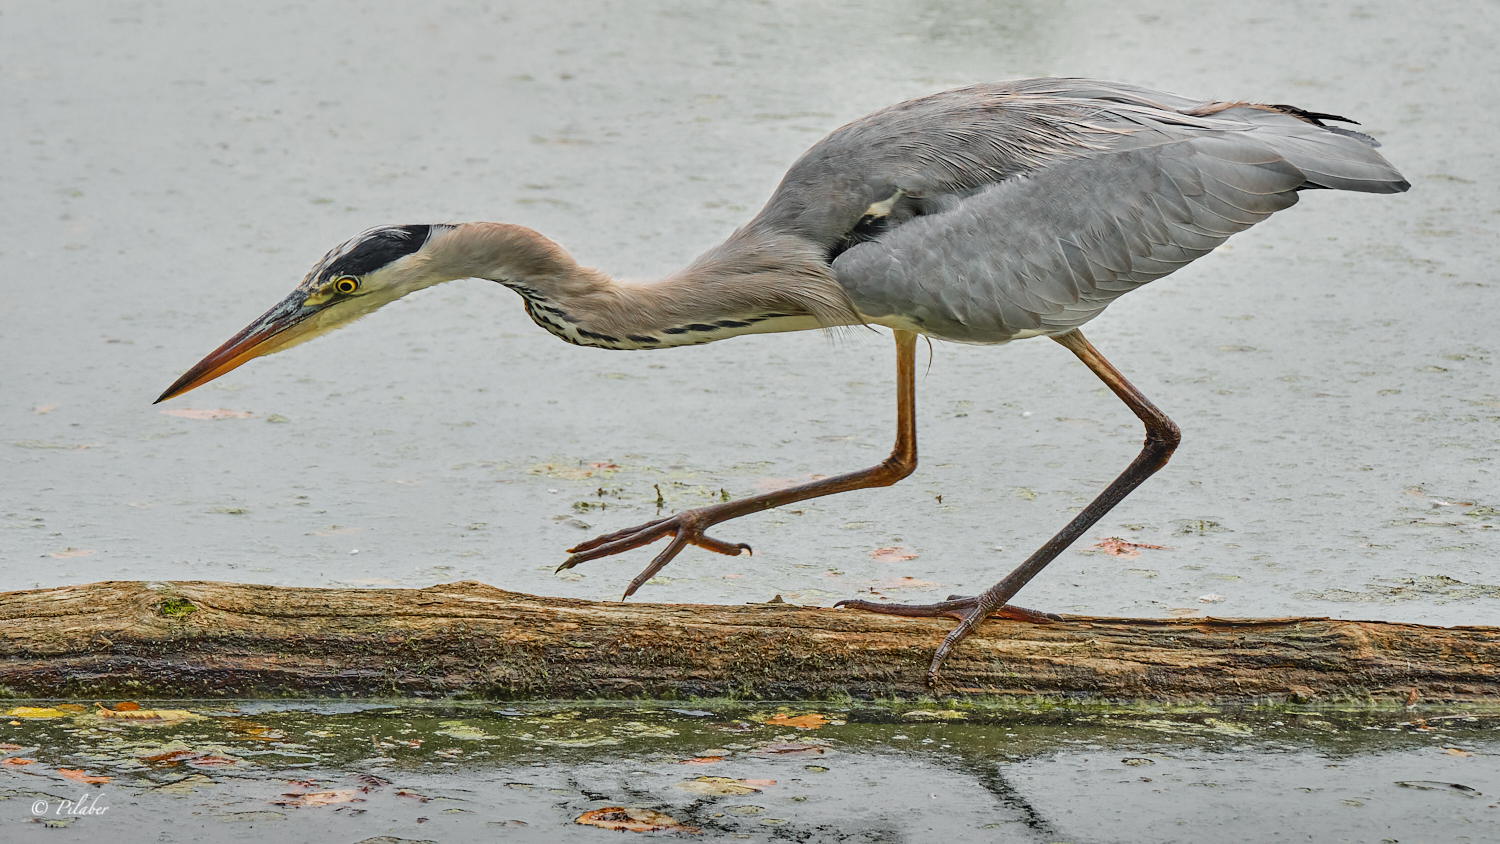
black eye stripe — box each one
[323,225,430,279]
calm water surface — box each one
[3,1,1495,620]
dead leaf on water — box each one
[160,408,253,420]
[141,749,202,765]
[355,773,391,791]
[57,769,110,784]
[33,404,60,414]
[1166,608,1202,617]
[149,774,216,795]
[869,547,918,562]
[680,756,725,765]
[273,789,361,808]
[528,463,602,480]
[576,807,699,833]
[754,742,825,756]
[187,756,242,769]
[902,710,966,721]
[49,548,97,558]
[0,743,24,751]
[765,713,829,730]
[6,707,67,719]
[1444,748,1474,757]
[674,776,765,796]
[94,703,199,723]
[1093,537,1170,559]
[2,758,37,766]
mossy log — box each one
[0,580,1496,702]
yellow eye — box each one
[333,277,359,295]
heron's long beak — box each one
[155,290,321,403]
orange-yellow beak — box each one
[155,290,317,404]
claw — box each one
[559,508,753,597]
[836,596,1062,684]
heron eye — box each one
[333,277,359,295]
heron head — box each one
[155,224,454,403]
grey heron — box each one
[157,78,1408,684]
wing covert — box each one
[831,134,1308,343]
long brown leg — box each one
[838,329,1181,685]
[561,330,922,598]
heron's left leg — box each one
[839,329,1181,684]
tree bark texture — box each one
[0,580,1495,702]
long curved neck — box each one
[419,222,855,349]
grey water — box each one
[2,701,1499,843]
[3,0,1496,621]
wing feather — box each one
[832,137,1312,343]
[717,78,1406,339]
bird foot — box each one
[560,508,750,599]
[835,595,1061,685]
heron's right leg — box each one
[559,330,922,599]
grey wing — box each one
[831,124,1403,344]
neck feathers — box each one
[428,222,859,349]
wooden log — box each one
[0,580,1496,702]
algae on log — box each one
[0,580,1496,701]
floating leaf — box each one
[141,749,201,765]
[49,548,97,558]
[869,546,918,562]
[576,807,698,833]
[902,710,966,721]
[680,756,725,765]
[2,758,37,766]
[57,769,110,784]
[527,463,598,480]
[755,742,825,756]
[6,707,66,719]
[674,776,764,796]
[1093,537,1170,559]
[151,774,215,794]
[354,773,391,790]
[94,703,199,723]
[273,789,361,808]
[765,713,829,730]
[187,756,241,769]
[436,721,495,740]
